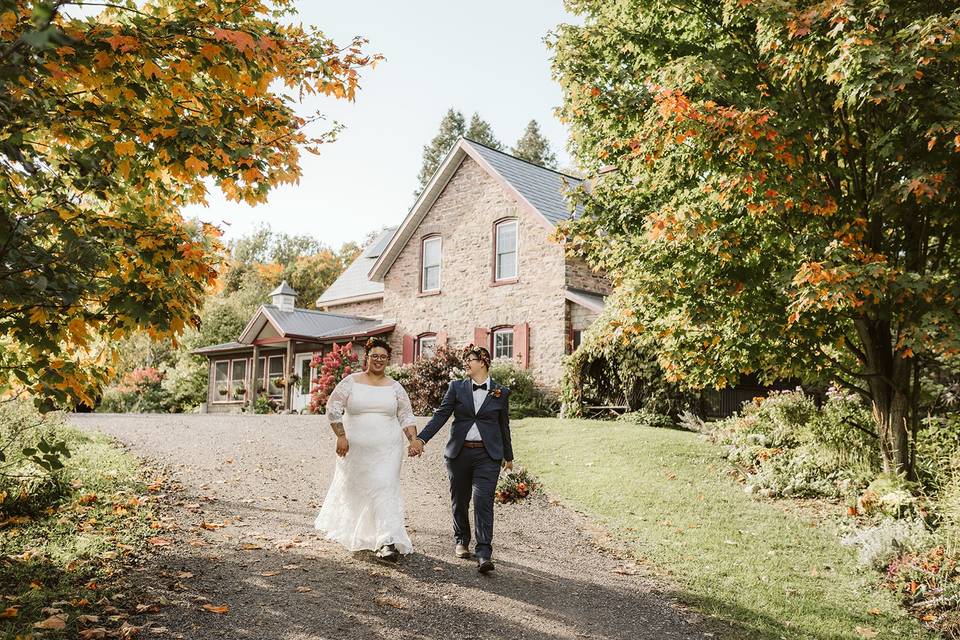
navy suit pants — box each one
[445,446,500,560]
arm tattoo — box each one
[330,423,345,437]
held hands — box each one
[335,435,349,457]
[502,460,513,471]
[407,438,424,457]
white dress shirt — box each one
[465,377,490,441]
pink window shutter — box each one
[513,322,530,369]
[473,327,490,350]
[401,335,414,365]
[436,331,448,349]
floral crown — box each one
[462,343,491,368]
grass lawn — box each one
[513,418,935,640]
[0,426,157,639]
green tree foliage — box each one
[415,109,503,194]
[416,108,466,194]
[0,0,378,409]
[552,1,960,476]
[465,112,502,150]
[511,119,557,168]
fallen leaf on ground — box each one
[374,596,407,610]
[260,571,281,577]
[0,607,17,618]
[79,628,108,639]
[282,564,302,570]
[135,603,162,613]
[199,522,222,530]
[77,614,100,623]
[176,571,195,579]
[41,607,63,615]
[295,586,312,592]
[202,604,229,614]
[148,537,171,546]
[241,543,263,550]
[150,626,169,634]
[867,608,881,616]
[34,613,68,629]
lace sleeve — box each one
[394,380,416,428]
[326,375,353,423]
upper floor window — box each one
[492,327,514,360]
[494,220,518,281]
[417,333,437,360]
[421,236,441,292]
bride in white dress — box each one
[315,338,418,560]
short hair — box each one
[364,337,392,356]
[462,344,491,369]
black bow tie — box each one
[472,383,487,391]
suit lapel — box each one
[462,379,476,417]
[475,378,496,416]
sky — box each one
[179,1,577,249]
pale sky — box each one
[181,1,576,248]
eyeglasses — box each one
[464,357,480,364]
[368,354,390,361]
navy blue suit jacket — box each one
[417,378,513,461]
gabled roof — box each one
[565,288,606,314]
[191,341,248,355]
[316,227,397,307]
[237,304,393,344]
[368,138,582,282]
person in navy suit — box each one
[408,344,513,573]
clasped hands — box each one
[407,438,424,457]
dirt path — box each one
[71,413,720,640]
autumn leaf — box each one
[79,629,108,639]
[34,613,68,629]
[202,604,229,614]
[148,537,171,546]
[0,607,18,618]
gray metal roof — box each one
[465,140,583,225]
[191,341,248,355]
[260,305,386,339]
[317,227,397,305]
[270,280,297,297]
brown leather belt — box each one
[463,441,485,448]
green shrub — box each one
[489,360,556,418]
[617,408,675,430]
[161,355,208,413]
[0,399,72,516]
[399,346,465,416]
[917,413,960,493]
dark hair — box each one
[364,337,392,356]
[462,344,491,369]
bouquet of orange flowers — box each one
[495,467,539,504]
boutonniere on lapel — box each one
[489,387,502,398]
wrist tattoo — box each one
[331,424,345,437]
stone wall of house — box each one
[381,156,569,388]
[321,298,384,319]
[565,255,611,295]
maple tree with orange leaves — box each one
[0,0,380,409]
[552,0,960,476]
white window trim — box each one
[212,359,232,403]
[417,334,437,360]
[494,219,519,282]
[267,354,285,398]
[492,327,515,360]
[421,236,442,293]
[230,358,248,401]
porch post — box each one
[250,343,259,412]
[284,338,295,412]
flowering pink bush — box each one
[308,342,359,414]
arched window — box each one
[416,332,437,360]
[491,326,514,360]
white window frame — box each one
[417,334,437,361]
[421,236,442,293]
[230,358,248,401]
[494,219,518,281]
[212,360,230,403]
[492,327,514,360]
[267,354,284,398]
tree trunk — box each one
[855,317,914,477]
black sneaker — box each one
[477,558,494,574]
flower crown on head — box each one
[462,343,491,368]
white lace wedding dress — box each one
[314,374,415,554]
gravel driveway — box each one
[71,414,720,640]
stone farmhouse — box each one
[194,138,611,413]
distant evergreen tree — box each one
[465,112,503,150]
[511,119,557,168]
[416,108,466,194]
